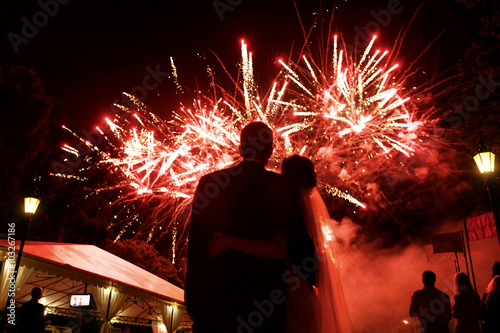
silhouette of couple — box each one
[185,122,352,333]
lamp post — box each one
[3,197,40,319]
[473,141,500,244]
[13,197,40,279]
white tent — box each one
[0,240,190,332]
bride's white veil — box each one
[300,187,353,333]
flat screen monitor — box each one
[69,294,91,307]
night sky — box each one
[1,0,479,129]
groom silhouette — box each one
[185,122,315,333]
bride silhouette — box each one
[210,154,352,333]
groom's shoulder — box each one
[198,164,242,184]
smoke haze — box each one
[334,219,500,332]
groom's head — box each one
[239,122,273,164]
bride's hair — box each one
[281,155,317,188]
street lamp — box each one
[15,197,40,272]
[3,197,40,321]
[473,141,499,244]
[25,197,40,214]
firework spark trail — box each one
[117,99,242,241]
[56,94,241,242]
[295,35,416,155]
[275,35,427,179]
[265,31,456,224]
[56,34,442,248]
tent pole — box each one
[106,287,113,323]
[461,231,470,277]
[463,220,478,291]
[171,306,174,333]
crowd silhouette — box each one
[409,262,500,333]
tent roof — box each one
[0,240,184,304]
[0,240,187,325]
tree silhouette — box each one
[105,238,184,288]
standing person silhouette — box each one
[185,122,315,333]
[452,272,480,333]
[19,286,45,333]
[409,270,452,333]
[492,261,500,277]
[480,275,500,333]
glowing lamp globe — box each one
[473,151,495,174]
[24,197,40,214]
